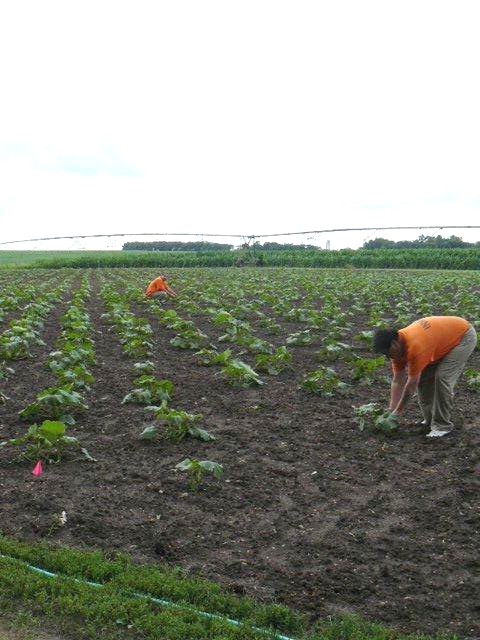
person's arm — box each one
[165,285,177,297]
[389,368,407,410]
[391,374,420,416]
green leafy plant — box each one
[154,308,181,326]
[166,318,196,332]
[211,309,236,327]
[353,403,398,433]
[220,359,263,387]
[19,385,88,425]
[218,321,252,345]
[0,330,44,359]
[255,346,292,375]
[284,307,314,323]
[286,330,313,346]
[194,348,233,366]
[175,458,223,491]
[170,329,209,350]
[464,368,480,391]
[55,364,94,390]
[122,377,174,406]
[258,316,281,334]
[300,367,348,396]
[354,330,375,347]
[0,420,95,463]
[140,409,214,443]
[316,340,351,362]
[132,361,155,375]
[48,346,95,370]
[122,337,153,358]
[349,355,386,384]
[243,337,273,355]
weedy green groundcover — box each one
[0,536,454,640]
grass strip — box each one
[0,536,303,639]
[0,536,455,640]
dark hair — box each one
[373,328,399,355]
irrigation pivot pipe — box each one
[1,226,480,246]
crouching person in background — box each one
[145,275,177,299]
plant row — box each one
[1,278,95,463]
[100,285,222,491]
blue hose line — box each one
[0,553,296,640]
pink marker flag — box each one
[32,461,43,477]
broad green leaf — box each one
[139,425,158,440]
[39,421,66,439]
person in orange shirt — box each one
[373,316,477,438]
[145,275,177,299]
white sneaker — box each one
[426,428,453,438]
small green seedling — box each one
[132,361,155,375]
[354,330,375,347]
[286,330,313,346]
[122,377,174,406]
[19,385,87,425]
[243,337,273,355]
[316,341,351,362]
[170,330,209,350]
[0,420,95,463]
[55,364,94,390]
[255,346,293,375]
[353,403,398,433]
[194,348,233,366]
[175,458,223,491]
[349,355,386,384]
[258,316,281,334]
[140,408,215,443]
[220,359,263,387]
[300,367,348,396]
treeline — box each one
[122,241,234,251]
[123,236,479,252]
[363,234,480,249]
[123,241,320,251]
[31,247,480,270]
[245,242,319,251]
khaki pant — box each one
[417,326,477,430]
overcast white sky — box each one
[1,1,480,250]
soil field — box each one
[1,269,480,639]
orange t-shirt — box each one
[392,316,470,377]
[145,277,171,297]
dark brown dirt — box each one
[1,282,479,639]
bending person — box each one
[373,316,476,438]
